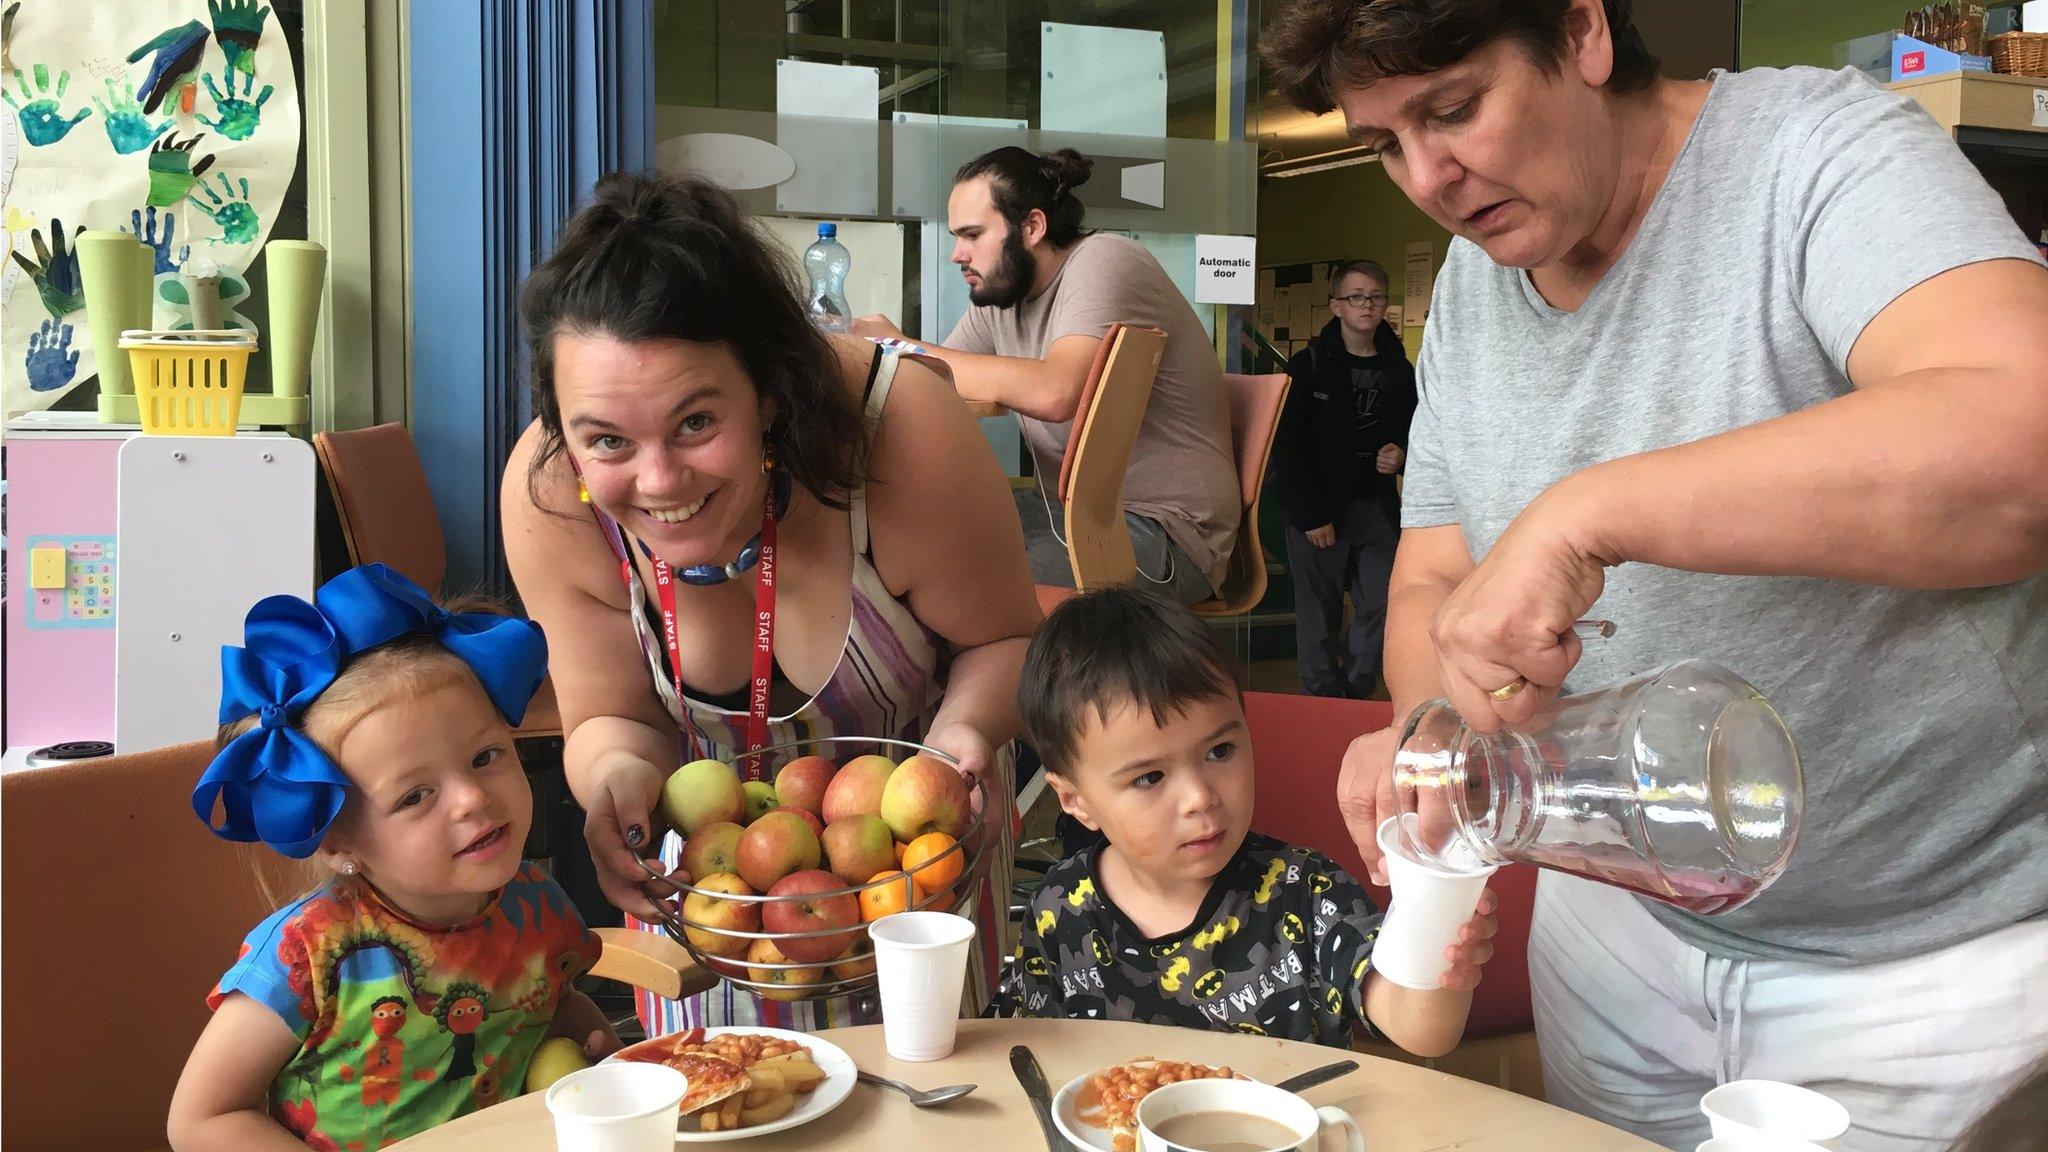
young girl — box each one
[167,564,619,1152]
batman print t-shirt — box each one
[1006,833,1382,1047]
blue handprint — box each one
[10,218,86,318]
[26,320,80,392]
[92,78,172,155]
[127,207,190,274]
[208,0,271,78]
[4,65,91,146]
[198,64,270,141]
[188,171,261,245]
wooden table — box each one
[390,1019,1660,1151]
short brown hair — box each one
[1020,587,1241,779]
[1263,0,1661,114]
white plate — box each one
[1051,1070,1117,1152]
[606,1026,857,1143]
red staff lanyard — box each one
[643,491,779,774]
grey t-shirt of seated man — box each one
[1404,65,2046,964]
[947,231,1240,604]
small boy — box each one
[1009,587,1495,1053]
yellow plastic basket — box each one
[119,329,259,436]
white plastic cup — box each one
[869,910,976,1061]
[543,1062,690,1152]
[1370,814,1498,990]
[1701,1081,1851,1144]
[1696,1139,1831,1152]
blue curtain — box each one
[408,0,653,594]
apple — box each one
[880,755,970,841]
[525,1036,592,1092]
[746,937,825,1002]
[820,814,896,884]
[789,808,826,839]
[763,870,861,964]
[735,810,822,893]
[829,940,877,981]
[742,780,781,824]
[679,872,759,959]
[679,821,744,880]
[822,754,896,823]
[774,755,837,816]
[662,759,746,836]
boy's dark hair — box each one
[953,147,1094,248]
[1020,587,1241,778]
[1263,0,1661,115]
[1329,258,1389,291]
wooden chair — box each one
[1030,323,1167,613]
[0,742,710,1152]
[1190,372,1290,618]
[1240,691,1545,1099]
[312,423,560,738]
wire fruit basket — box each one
[119,329,258,436]
[653,735,993,1003]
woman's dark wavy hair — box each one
[519,172,868,510]
[953,147,1095,248]
[1264,0,1661,114]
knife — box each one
[1011,1044,1072,1152]
[1273,1059,1358,1095]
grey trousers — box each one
[1013,488,1216,607]
[1284,496,1397,699]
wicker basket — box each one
[1990,31,2048,76]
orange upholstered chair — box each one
[1240,691,1544,1097]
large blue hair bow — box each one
[192,564,548,858]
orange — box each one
[859,871,915,922]
[901,833,963,894]
[893,840,906,866]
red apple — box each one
[763,870,861,964]
[820,814,897,884]
[774,755,837,816]
[679,872,758,959]
[879,754,970,841]
[789,808,826,839]
[822,754,896,823]
[735,810,821,893]
[679,822,744,880]
[746,937,825,1002]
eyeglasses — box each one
[1331,292,1390,308]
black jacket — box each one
[1272,317,1417,533]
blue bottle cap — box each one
[818,222,837,238]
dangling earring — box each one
[577,480,591,504]
[761,448,776,474]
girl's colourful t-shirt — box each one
[210,863,601,1150]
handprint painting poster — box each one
[1,0,299,415]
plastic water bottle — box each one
[803,223,852,333]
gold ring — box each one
[1488,677,1528,702]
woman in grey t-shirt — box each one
[1266,2,2048,1148]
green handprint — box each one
[198,64,271,141]
[26,320,80,393]
[10,218,86,319]
[208,0,271,77]
[146,133,217,208]
[188,171,261,245]
[4,65,91,146]
[92,78,172,155]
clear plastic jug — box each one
[1391,659,1802,914]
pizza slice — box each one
[671,1052,752,1114]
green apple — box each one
[742,780,781,824]
[525,1036,591,1093]
[662,759,746,836]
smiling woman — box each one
[499,172,1041,1040]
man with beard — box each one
[855,146,1238,606]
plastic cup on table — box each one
[544,1062,690,1152]
[1369,814,1498,990]
[1696,1139,1832,1152]
[1701,1081,1851,1144]
[869,910,976,1061]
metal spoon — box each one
[857,1069,978,1107]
